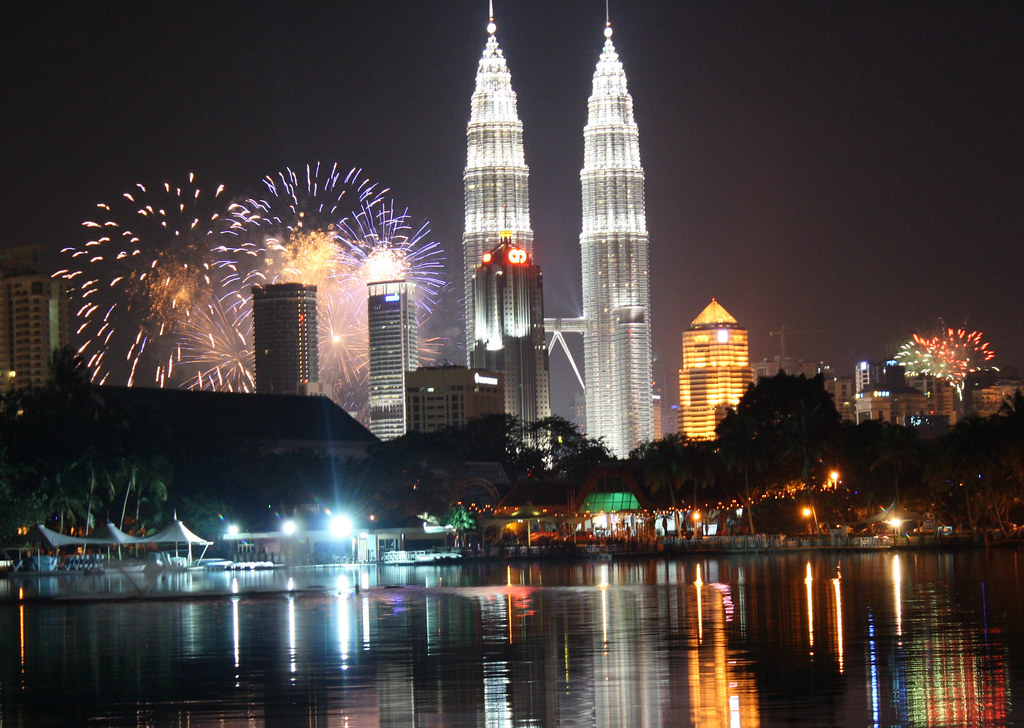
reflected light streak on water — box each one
[287,594,296,675]
[893,554,903,638]
[231,596,240,670]
[3,553,1023,726]
[336,592,349,662]
[868,612,880,727]
[805,561,814,650]
[832,572,844,674]
[695,562,704,644]
[361,594,370,648]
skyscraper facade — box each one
[678,299,753,440]
[580,25,653,456]
[367,280,418,440]
[472,235,551,424]
[251,283,319,395]
[463,13,533,357]
[0,247,69,391]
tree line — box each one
[2,349,1022,544]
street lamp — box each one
[282,520,297,536]
[830,471,839,489]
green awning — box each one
[580,492,640,513]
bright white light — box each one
[330,515,354,540]
[282,520,297,536]
[227,524,239,537]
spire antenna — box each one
[488,0,496,35]
[604,0,613,38]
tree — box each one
[679,439,717,538]
[635,433,687,536]
[529,416,610,482]
[870,423,920,507]
[717,410,763,533]
[443,505,478,548]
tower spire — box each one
[579,18,652,456]
[463,0,533,359]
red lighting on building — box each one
[507,248,527,264]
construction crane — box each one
[769,327,822,370]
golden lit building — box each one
[678,299,753,440]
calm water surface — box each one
[2,550,1022,727]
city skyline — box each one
[4,2,1022,419]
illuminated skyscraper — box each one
[472,234,550,424]
[252,283,319,395]
[678,300,753,440]
[367,280,417,440]
[463,10,533,357]
[580,23,653,456]
[0,246,70,391]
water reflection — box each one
[1,552,1022,726]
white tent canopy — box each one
[140,520,212,546]
[14,520,213,564]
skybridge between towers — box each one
[544,316,587,392]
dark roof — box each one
[96,386,377,452]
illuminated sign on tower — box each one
[472,234,550,425]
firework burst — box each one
[198,164,445,414]
[895,326,996,398]
[56,173,228,386]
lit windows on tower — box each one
[367,280,418,441]
[472,235,550,425]
[252,283,319,396]
[678,299,753,440]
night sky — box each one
[4,2,1022,416]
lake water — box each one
[1,550,1022,726]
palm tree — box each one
[115,455,172,534]
[870,424,920,507]
[717,411,763,534]
[679,439,717,538]
[782,399,835,535]
[45,462,85,535]
[637,434,688,537]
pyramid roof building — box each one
[690,299,739,328]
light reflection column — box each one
[804,562,814,651]
[892,554,902,638]
[831,572,844,674]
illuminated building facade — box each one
[405,364,505,433]
[367,280,417,440]
[251,283,318,396]
[580,24,653,456]
[678,299,753,440]
[472,235,550,424]
[463,12,533,356]
[0,246,69,391]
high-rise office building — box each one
[472,235,551,424]
[405,364,504,434]
[367,280,418,440]
[580,24,653,456]
[251,283,319,395]
[0,246,69,391]
[678,300,753,440]
[463,11,533,357]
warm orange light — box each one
[802,507,812,517]
[482,252,492,263]
[507,248,527,264]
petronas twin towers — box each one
[463,13,653,457]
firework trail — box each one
[895,326,996,398]
[56,173,228,387]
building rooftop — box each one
[691,298,739,328]
[96,387,377,456]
